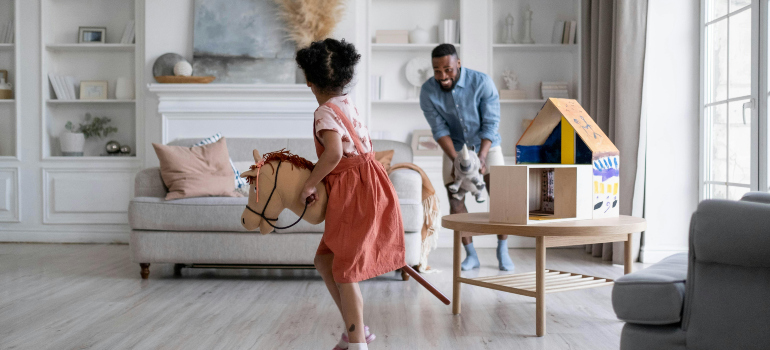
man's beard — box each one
[438,68,460,92]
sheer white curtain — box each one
[581,0,648,262]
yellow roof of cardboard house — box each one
[517,98,619,157]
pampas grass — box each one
[274,0,345,49]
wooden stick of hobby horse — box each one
[401,265,451,305]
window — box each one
[702,0,757,200]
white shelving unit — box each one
[366,0,462,143]
[0,0,19,160]
[363,0,580,158]
[489,0,581,155]
[40,0,141,161]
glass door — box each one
[702,0,758,200]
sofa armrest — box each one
[740,191,770,204]
[389,169,423,232]
[692,199,770,267]
[612,253,688,325]
[135,167,167,198]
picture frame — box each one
[79,80,108,100]
[78,27,106,43]
[411,129,443,156]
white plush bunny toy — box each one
[448,144,487,203]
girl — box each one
[296,39,405,350]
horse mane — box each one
[246,149,315,185]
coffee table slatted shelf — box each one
[458,270,614,297]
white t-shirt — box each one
[314,95,373,157]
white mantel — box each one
[147,83,318,143]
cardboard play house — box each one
[490,98,619,224]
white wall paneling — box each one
[0,167,20,222]
[43,168,134,224]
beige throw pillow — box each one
[153,138,238,200]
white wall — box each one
[639,0,700,262]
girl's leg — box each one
[338,282,365,344]
[314,254,344,319]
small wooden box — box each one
[490,164,592,225]
[375,30,409,44]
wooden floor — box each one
[0,243,644,350]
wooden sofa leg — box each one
[140,263,150,279]
[174,264,183,276]
[401,269,410,281]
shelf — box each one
[45,44,136,52]
[0,44,14,50]
[47,100,136,104]
[500,99,546,104]
[492,44,577,52]
[44,156,139,162]
[372,99,420,104]
[0,100,15,104]
[372,43,460,51]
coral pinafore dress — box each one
[314,97,405,283]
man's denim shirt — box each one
[419,67,501,152]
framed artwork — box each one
[78,27,106,43]
[79,81,108,100]
[411,129,443,156]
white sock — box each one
[336,337,349,349]
[348,344,368,350]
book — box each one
[49,74,62,99]
[568,21,577,44]
[562,21,570,44]
[375,30,408,44]
[58,76,71,100]
[121,20,135,44]
[552,21,564,44]
[370,75,382,101]
[65,76,78,100]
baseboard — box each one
[0,229,129,244]
[639,246,689,263]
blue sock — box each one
[461,242,480,271]
[497,239,515,271]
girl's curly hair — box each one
[295,38,360,95]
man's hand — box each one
[478,151,488,174]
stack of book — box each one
[375,30,408,44]
[438,19,459,44]
[120,20,135,44]
[48,74,78,100]
[370,75,382,101]
[0,20,14,43]
[541,82,570,99]
[552,20,577,44]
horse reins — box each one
[245,161,309,230]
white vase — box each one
[115,77,134,100]
[409,26,430,44]
[60,132,85,156]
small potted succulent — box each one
[60,113,118,156]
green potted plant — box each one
[60,113,118,156]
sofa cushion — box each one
[612,253,688,325]
[153,138,239,200]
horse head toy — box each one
[447,144,487,203]
[238,148,450,305]
[239,149,327,234]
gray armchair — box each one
[612,192,770,350]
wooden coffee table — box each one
[442,213,647,337]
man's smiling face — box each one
[432,54,461,92]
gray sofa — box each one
[612,192,770,350]
[129,138,424,279]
